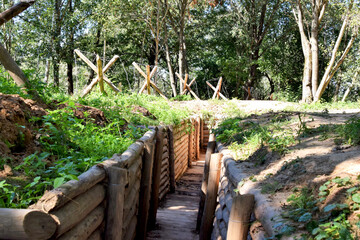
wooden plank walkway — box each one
[146,155,205,240]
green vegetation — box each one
[281,176,360,239]
[0,80,192,208]
[213,116,297,160]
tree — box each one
[293,0,358,102]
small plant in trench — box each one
[282,176,360,239]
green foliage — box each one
[214,116,296,160]
[282,176,360,239]
[336,117,360,145]
[0,101,143,208]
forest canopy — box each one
[0,0,359,102]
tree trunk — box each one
[333,75,341,102]
[0,43,42,102]
[87,27,101,85]
[52,0,61,87]
[164,25,177,97]
[314,7,354,102]
[310,16,319,97]
[66,0,74,95]
[341,72,358,102]
[44,59,50,84]
[67,62,74,95]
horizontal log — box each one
[163,137,168,146]
[160,172,169,186]
[174,132,189,143]
[174,144,188,160]
[163,145,168,154]
[124,159,142,196]
[159,186,170,200]
[51,184,106,237]
[58,205,104,240]
[124,180,140,214]
[162,152,169,163]
[161,160,169,174]
[174,139,189,154]
[31,166,105,212]
[123,216,137,240]
[0,209,56,240]
[87,229,102,240]
[110,141,144,169]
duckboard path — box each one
[146,153,205,240]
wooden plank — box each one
[199,153,223,240]
[51,184,106,237]
[0,209,56,240]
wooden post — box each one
[199,153,223,240]
[168,126,176,193]
[196,117,201,159]
[227,194,255,240]
[136,133,156,240]
[148,126,165,229]
[96,55,106,94]
[0,209,57,240]
[188,123,193,168]
[105,166,127,240]
[146,65,151,94]
[196,134,216,231]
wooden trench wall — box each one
[1,118,205,240]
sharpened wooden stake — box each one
[133,62,168,100]
[96,55,106,95]
[206,80,228,100]
[227,194,255,240]
[212,77,223,99]
[146,65,151,94]
[176,73,200,100]
[199,152,223,240]
[75,49,120,97]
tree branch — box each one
[0,0,36,26]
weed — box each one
[261,181,282,194]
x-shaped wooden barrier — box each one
[176,73,200,100]
[132,62,168,100]
[74,49,121,97]
[206,77,228,100]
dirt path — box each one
[146,156,204,240]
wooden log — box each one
[124,158,142,196]
[174,142,189,159]
[97,55,106,94]
[196,138,216,231]
[168,126,176,192]
[150,81,169,100]
[0,209,56,240]
[146,65,151,94]
[58,205,104,240]
[195,117,200,159]
[149,126,165,229]
[136,131,156,240]
[124,215,137,240]
[227,194,255,240]
[188,127,193,167]
[111,141,144,169]
[51,184,106,237]
[199,153,223,240]
[103,55,119,72]
[206,81,228,100]
[87,229,102,240]
[124,181,140,219]
[159,185,170,200]
[212,77,223,99]
[105,166,127,239]
[31,166,105,212]
[161,160,169,175]
[81,77,99,97]
[160,172,169,189]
